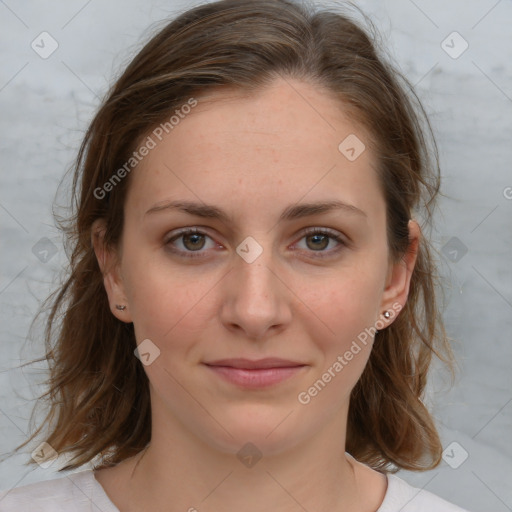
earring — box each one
[115,304,127,311]
[383,311,391,319]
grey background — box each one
[0,0,511,510]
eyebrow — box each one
[144,199,367,223]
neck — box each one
[99,410,385,512]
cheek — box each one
[294,262,386,393]
[121,248,219,347]
[296,286,379,411]
[300,263,386,343]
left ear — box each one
[379,219,421,321]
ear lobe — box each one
[91,219,132,323]
[380,219,421,320]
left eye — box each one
[164,227,345,259]
[296,228,345,256]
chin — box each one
[198,408,308,458]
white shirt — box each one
[0,469,469,511]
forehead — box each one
[125,78,383,225]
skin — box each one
[92,77,420,512]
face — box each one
[93,77,418,457]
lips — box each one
[204,357,305,370]
[203,358,307,388]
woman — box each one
[0,0,469,510]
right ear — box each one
[91,219,132,323]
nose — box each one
[219,242,292,340]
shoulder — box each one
[0,469,118,512]
[378,473,470,512]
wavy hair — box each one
[14,0,453,472]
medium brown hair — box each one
[15,0,453,473]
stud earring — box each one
[383,311,391,319]
[115,304,127,311]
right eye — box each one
[164,228,220,259]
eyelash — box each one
[164,227,346,260]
